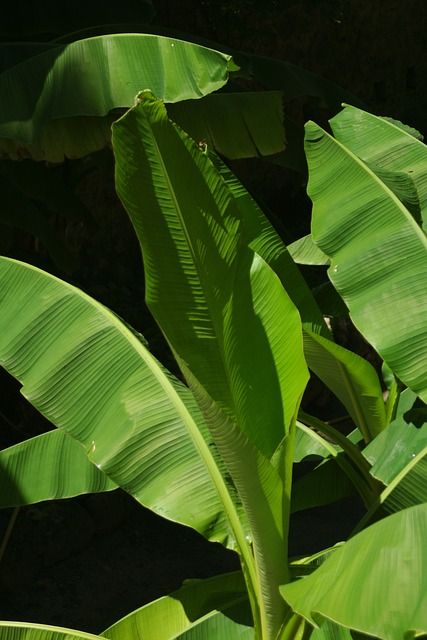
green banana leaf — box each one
[280,503,427,640]
[305,121,427,403]
[0,257,246,550]
[112,94,308,458]
[208,152,328,338]
[0,623,104,640]
[0,34,234,161]
[168,611,254,639]
[168,91,285,159]
[363,389,427,484]
[291,459,355,513]
[0,430,116,507]
[112,94,309,640]
[287,235,329,266]
[303,330,386,442]
[103,571,250,640]
[330,105,427,230]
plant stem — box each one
[0,507,19,566]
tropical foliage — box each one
[0,30,426,640]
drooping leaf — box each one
[280,504,427,640]
[0,257,245,550]
[168,91,285,159]
[330,105,427,230]
[303,330,387,442]
[0,34,235,161]
[305,121,427,402]
[0,430,116,507]
[103,571,250,640]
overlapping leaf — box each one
[0,430,116,507]
[280,504,427,640]
[0,34,234,160]
[103,572,249,640]
[0,257,244,549]
[305,121,427,402]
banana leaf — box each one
[103,572,250,640]
[112,93,309,639]
[0,623,104,640]
[303,330,386,442]
[287,234,329,266]
[0,34,235,161]
[0,257,247,550]
[168,91,285,159]
[330,105,427,230]
[305,121,427,403]
[280,503,427,640]
[0,430,116,507]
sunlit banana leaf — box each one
[0,34,235,161]
[112,94,309,639]
[310,620,353,640]
[305,121,427,402]
[330,105,427,230]
[0,622,104,640]
[0,257,246,550]
[287,234,329,266]
[103,571,249,640]
[0,430,116,507]
[170,612,254,640]
[168,91,285,159]
[303,330,386,442]
[208,152,327,337]
[280,504,427,640]
[112,94,308,457]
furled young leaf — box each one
[168,91,285,159]
[305,121,427,402]
[303,330,386,441]
[0,257,246,550]
[0,430,116,507]
[280,504,427,640]
[330,104,427,230]
[103,572,250,640]
[0,34,235,161]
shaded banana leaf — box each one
[168,91,285,159]
[0,34,235,161]
[289,544,344,581]
[0,257,247,550]
[0,623,104,640]
[303,330,386,442]
[112,94,309,639]
[293,422,339,463]
[310,621,353,640]
[363,389,427,484]
[305,121,427,402]
[103,572,250,640]
[0,430,116,507]
[291,459,355,513]
[287,235,329,266]
[280,504,427,640]
[330,105,427,230]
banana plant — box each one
[0,95,427,640]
